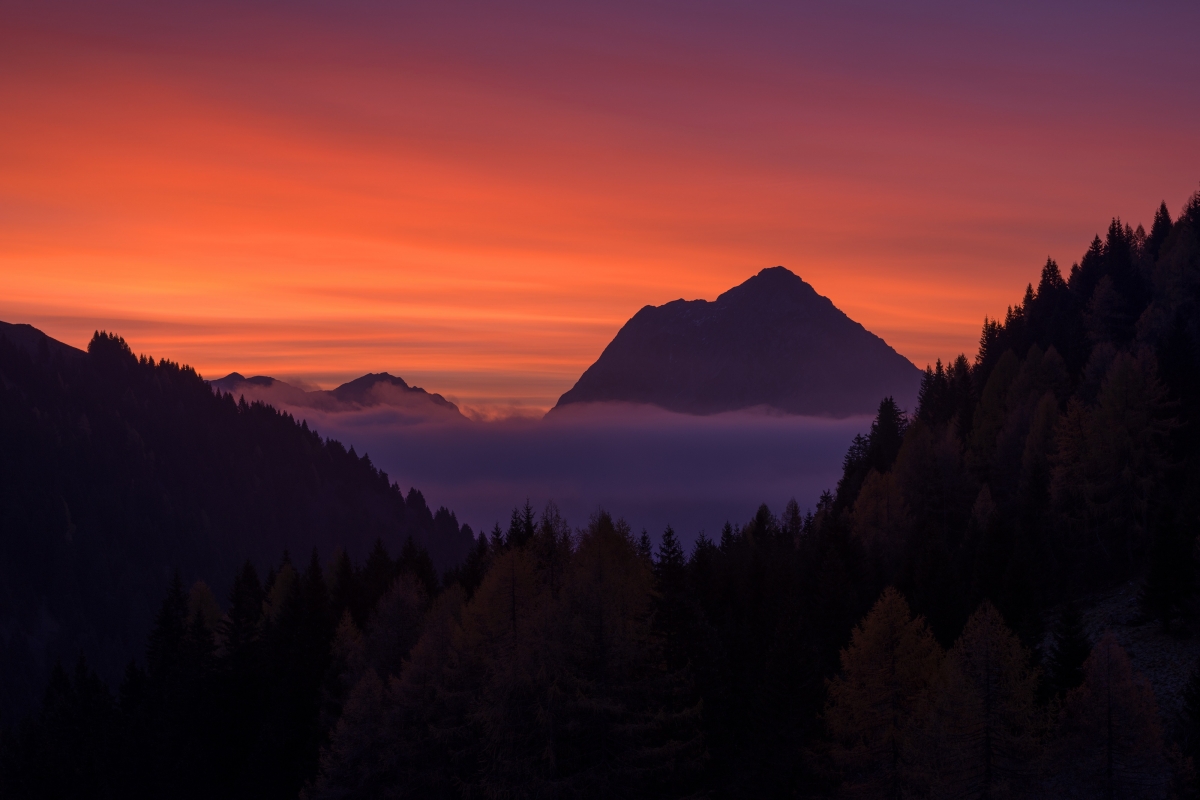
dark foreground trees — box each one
[0,538,438,800]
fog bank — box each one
[282,402,868,547]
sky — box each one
[2,0,1199,416]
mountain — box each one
[0,322,476,718]
[0,320,85,363]
[210,371,465,421]
[554,266,923,416]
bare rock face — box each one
[554,267,922,416]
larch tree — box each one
[1052,351,1174,579]
[1055,633,1167,799]
[825,587,943,799]
[928,602,1040,799]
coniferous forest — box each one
[5,191,1200,798]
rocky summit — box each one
[553,266,922,416]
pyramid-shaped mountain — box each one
[554,267,922,416]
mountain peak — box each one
[553,267,920,416]
[211,370,464,419]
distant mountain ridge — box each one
[211,371,465,420]
[554,266,922,416]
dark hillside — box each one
[0,328,473,718]
[832,195,1200,644]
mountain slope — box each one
[0,324,475,718]
[554,267,922,416]
[0,320,85,363]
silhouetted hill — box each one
[0,320,85,363]
[0,323,475,718]
[211,371,465,420]
[553,267,922,416]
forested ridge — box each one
[6,190,1200,797]
[0,329,475,719]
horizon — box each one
[4,1,1199,415]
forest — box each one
[5,189,1200,798]
[0,329,475,718]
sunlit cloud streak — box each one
[2,0,1199,412]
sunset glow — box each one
[3,1,1198,414]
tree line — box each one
[9,499,1200,798]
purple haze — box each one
[285,402,870,547]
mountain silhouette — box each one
[554,267,922,416]
[211,371,465,419]
[0,320,85,363]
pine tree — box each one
[456,531,492,600]
[533,502,572,598]
[782,498,805,544]
[636,529,653,565]
[1146,202,1173,263]
[553,512,703,797]
[655,526,686,583]
[360,539,395,619]
[506,500,536,548]
[719,521,737,552]
[147,571,189,680]
[397,536,438,599]
[836,398,910,512]
[357,576,426,680]
[655,525,690,672]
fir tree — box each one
[360,539,395,619]
[636,529,653,565]
[719,521,737,552]
[146,571,189,681]
[1146,202,1173,262]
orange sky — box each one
[3,1,1198,415]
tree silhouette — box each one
[1056,633,1167,799]
[826,587,942,798]
[929,602,1040,799]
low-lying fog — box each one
[285,401,870,547]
